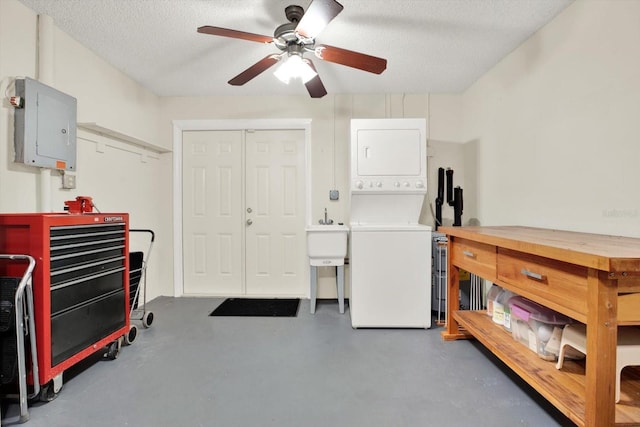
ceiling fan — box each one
[197,0,387,98]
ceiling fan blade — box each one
[197,26,273,44]
[228,55,281,86]
[304,60,327,98]
[315,44,387,74]
[295,0,344,39]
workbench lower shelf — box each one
[453,310,640,427]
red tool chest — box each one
[0,213,129,387]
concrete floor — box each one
[2,297,573,427]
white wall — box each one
[461,0,640,238]
[0,0,173,299]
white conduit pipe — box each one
[39,169,52,213]
[37,14,54,212]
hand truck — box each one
[124,229,155,345]
[0,255,38,423]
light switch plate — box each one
[62,173,76,189]
[329,190,339,200]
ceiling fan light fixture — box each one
[274,53,317,84]
[199,0,384,97]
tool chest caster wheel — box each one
[104,337,122,360]
[39,382,58,402]
[142,311,154,328]
[125,325,137,345]
[39,374,63,402]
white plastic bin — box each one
[509,296,572,361]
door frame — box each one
[172,119,312,297]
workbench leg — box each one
[442,237,465,341]
[585,269,617,426]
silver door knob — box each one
[247,207,252,213]
[246,219,253,225]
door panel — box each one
[245,130,306,296]
[182,130,243,295]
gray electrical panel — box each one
[14,77,77,171]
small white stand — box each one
[310,263,345,314]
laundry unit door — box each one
[182,129,306,297]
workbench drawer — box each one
[497,248,588,322]
[451,238,496,280]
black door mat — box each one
[209,298,300,317]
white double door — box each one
[182,129,306,296]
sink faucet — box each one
[319,208,334,225]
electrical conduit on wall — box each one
[37,14,54,212]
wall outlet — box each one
[329,190,339,200]
[62,173,76,189]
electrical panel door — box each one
[14,77,77,171]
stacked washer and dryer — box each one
[349,119,432,328]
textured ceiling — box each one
[17,0,572,97]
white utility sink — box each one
[306,224,349,266]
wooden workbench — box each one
[439,226,640,427]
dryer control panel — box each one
[352,178,425,192]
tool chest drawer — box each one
[51,289,125,365]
